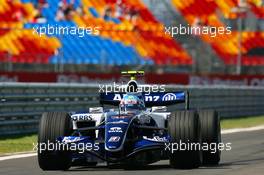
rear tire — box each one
[199,110,221,165]
[168,111,202,169]
[38,112,72,170]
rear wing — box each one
[121,71,144,80]
[100,91,189,110]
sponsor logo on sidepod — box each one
[71,114,93,121]
[143,136,168,142]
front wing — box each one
[57,135,170,162]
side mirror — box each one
[89,107,103,113]
[151,106,167,112]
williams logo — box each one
[108,127,123,133]
[162,93,177,101]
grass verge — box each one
[0,115,264,155]
[0,134,37,155]
[221,115,264,129]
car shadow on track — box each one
[200,157,264,170]
[68,164,232,171]
[69,165,174,172]
[223,157,264,166]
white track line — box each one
[0,153,36,161]
[0,125,264,162]
[221,125,264,134]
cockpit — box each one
[119,94,145,112]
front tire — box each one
[199,110,221,165]
[38,112,72,170]
[168,110,202,169]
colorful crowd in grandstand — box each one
[0,0,263,66]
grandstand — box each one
[171,0,264,67]
[0,0,192,68]
[0,0,264,74]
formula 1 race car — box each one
[38,71,221,170]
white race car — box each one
[38,71,221,170]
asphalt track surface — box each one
[0,130,264,175]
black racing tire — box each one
[107,162,122,169]
[38,112,72,171]
[86,162,98,166]
[71,158,98,167]
[199,110,221,165]
[168,110,202,169]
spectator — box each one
[30,0,48,9]
[192,17,204,36]
[76,4,89,19]
[76,5,84,16]
[129,7,139,24]
[34,10,47,23]
[103,5,112,21]
[55,0,77,21]
[115,0,124,19]
[13,10,24,22]
[38,0,48,8]
[64,4,74,21]
[55,4,65,21]
[33,3,47,23]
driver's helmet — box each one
[120,94,145,111]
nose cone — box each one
[105,113,135,151]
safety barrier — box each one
[0,83,264,136]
